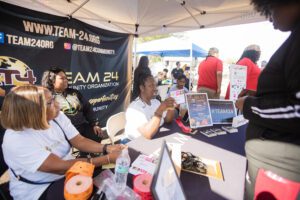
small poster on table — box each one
[185,93,213,128]
[209,100,237,124]
[229,64,247,101]
[170,89,185,104]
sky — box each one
[185,21,290,65]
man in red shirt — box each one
[197,47,223,99]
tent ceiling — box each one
[3,0,265,36]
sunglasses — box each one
[47,96,56,106]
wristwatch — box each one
[103,144,108,155]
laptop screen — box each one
[151,141,186,200]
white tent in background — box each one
[137,37,207,57]
[3,0,265,36]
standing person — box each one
[260,60,268,70]
[125,73,175,140]
[132,56,151,100]
[1,85,123,200]
[225,45,261,99]
[41,67,102,146]
[235,1,300,199]
[171,61,184,83]
[183,66,191,90]
[197,47,223,99]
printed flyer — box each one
[229,64,247,101]
[186,93,213,128]
[209,100,237,124]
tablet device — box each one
[150,141,186,200]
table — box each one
[127,122,247,200]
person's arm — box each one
[70,134,123,154]
[38,151,120,175]
[164,109,175,123]
[238,89,256,98]
[138,98,175,139]
[56,111,122,154]
[76,89,102,135]
[216,59,223,94]
[216,71,222,94]
[242,91,300,134]
[171,69,175,80]
[137,114,163,139]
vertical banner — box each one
[229,64,247,101]
[0,2,130,126]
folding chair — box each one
[157,85,169,101]
[105,112,126,145]
[254,169,300,200]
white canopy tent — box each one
[2,0,265,36]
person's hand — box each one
[106,151,121,164]
[93,125,103,137]
[238,89,256,98]
[216,88,221,95]
[159,97,176,111]
[107,144,125,153]
[238,89,248,98]
[235,96,247,112]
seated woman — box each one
[1,85,123,200]
[125,73,175,140]
[41,67,102,145]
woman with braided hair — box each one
[125,73,175,140]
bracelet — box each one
[103,144,108,155]
[106,155,110,164]
[154,111,162,118]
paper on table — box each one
[232,115,248,127]
[102,163,115,169]
[171,144,182,177]
[129,154,156,176]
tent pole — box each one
[69,0,90,17]
[189,43,193,91]
[133,36,138,69]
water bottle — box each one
[114,148,131,192]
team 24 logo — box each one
[0,56,36,86]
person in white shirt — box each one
[167,74,189,119]
[125,73,175,140]
[168,74,189,94]
[1,85,124,200]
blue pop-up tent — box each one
[136,37,207,57]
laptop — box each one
[150,140,186,200]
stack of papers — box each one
[200,128,226,137]
[222,126,238,133]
